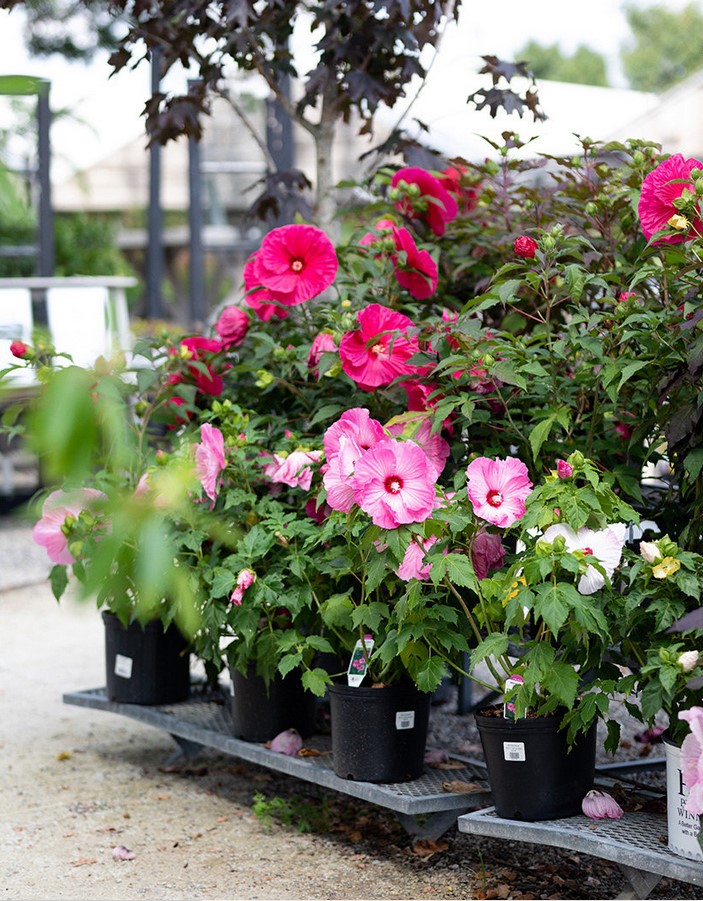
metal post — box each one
[146,47,164,319]
[36,80,53,276]
[266,72,295,225]
[188,79,206,330]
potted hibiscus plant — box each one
[15,321,239,704]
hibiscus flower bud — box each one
[513,235,538,259]
[679,650,700,672]
[556,459,573,479]
[639,540,661,564]
[668,213,689,231]
[581,790,623,820]
[214,304,249,349]
[10,339,29,358]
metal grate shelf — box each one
[63,684,490,838]
[458,804,703,898]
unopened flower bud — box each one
[10,339,29,359]
[567,450,584,469]
[556,459,573,479]
[513,235,538,259]
[633,151,645,166]
[668,213,689,231]
[639,540,660,564]
[582,790,623,820]
[678,650,700,672]
[696,178,703,196]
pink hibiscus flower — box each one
[214,305,249,348]
[173,336,225,395]
[194,423,227,504]
[323,435,365,513]
[33,488,107,565]
[386,415,449,480]
[541,522,626,595]
[396,535,438,581]
[307,331,337,377]
[243,254,290,321]
[339,303,422,391]
[679,707,703,816]
[323,408,385,460]
[390,226,438,300]
[638,153,703,244]
[439,165,481,214]
[230,568,256,606]
[352,438,437,529]
[262,450,323,491]
[251,224,338,306]
[391,167,458,237]
[359,218,396,251]
[466,456,532,529]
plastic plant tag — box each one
[347,634,374,687]
[395,710,415,730]
[114,654,133,679]
[503,740,526,762]
[503,674,524,720]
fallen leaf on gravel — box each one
[112,845,135,861]
[412,839,448,859]
[441,780,488,793]
[70,858,97,867]
[56,751,72,760]
[154,794,170,801]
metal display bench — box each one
[63,684,491,842]
[458,798,703,900]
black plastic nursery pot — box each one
[328,681,431,783]
[102,611,191,705]
[475,704,597,821]
[230,666,319,743]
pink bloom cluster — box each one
[322,407,446,529]
[243,224,338,321]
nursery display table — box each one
[63,684,490,842]
[458,793,703,900]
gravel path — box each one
[0,515,699,900]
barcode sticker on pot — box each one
[503,741,526,762]
[114,654,133,679]
[396,710,415,730]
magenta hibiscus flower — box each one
[252,224,338,306]
[390,226,438,300]
[214,305,249,348]
[339,303,422,391]
[243,254,290,321]
[194,423,227,504]
[638,153,703,244]
[33,488,107,565]
[391,167,458,237]
[466,456,532,528]
[323,407,385,460]
[352,438,437,529]
[262,450,323,491]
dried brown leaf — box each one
[441,780,488,794]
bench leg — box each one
[163,733,206,765]
[395,809,462,842]
[616,864,662,900]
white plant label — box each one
[395,710,415,730]
[503,741,526,762]
[346,636,374,687]
[114,654,133,679]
